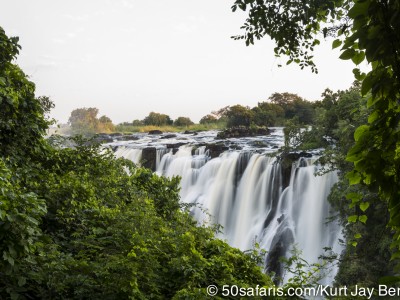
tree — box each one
[68,107,99,134]
[68,108,114,134]
[0,27,276,298]
[225,104,254,128]
[199,114,218,124]
[174,116,194,127]
[0,27,53,161]
[232,0,400,279]
[269,92,301,108]
[268,92,314,124]
[132,119,143,126]
[98,115,115,132]
[143,112,173,126]
[252,100,285,127]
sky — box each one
[1,0,358,124]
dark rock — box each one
[183,130,198,135]
[266,228,294,285]
[279,151,313,189]
[117,135,140,141]
[206,143,229,159]
[93,134,114,143]
[299,151,312,158]
[277,214,285,224]
[142,147,157,171]
[166,142,187,149]
[161,134,177,139]
[229,144,242,150]
[148,130,163,135]
[251,140,268,148]
[165,142,188,154]
[108,132,123,137]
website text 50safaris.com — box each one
[206,284,400,299]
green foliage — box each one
[199,114,218,124]
[281,247,338,289]
[231,0,348,73]
[283,84,396,286]
[225,104,254,128]
[68,107,115,134]
[0,159,47,297]
[234,0,400,275]
[143,111,173,126]
[132,119,144,126]
[283,118,304,151]
[269,93,315,124]
[252,101,285,126]
[0,27,275,299]
[3,136,273,299]
[339,1,400,268]
[174,116,194,127]
[0,28,53,162]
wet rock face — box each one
[93,134,114,144]
[265,226,294,285]
[118,135,140,141]
[183,130,198,135]
[205,143,229,159]
[148,130,163,135]
[161,134,177,139]
[279,151,312,189]
[142,147,157,171]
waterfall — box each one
[115,142,343,284]
[114,146,142,165]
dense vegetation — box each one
[0,27,276,299]
[4,0,399,294]
[233,0,400,284]
[286,83,396,286]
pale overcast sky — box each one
[1,0,357,124]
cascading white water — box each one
[114,146,142,165]
[115,137,343,284]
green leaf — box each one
[354,125,369,142]
[354,233,362,239]
[348,1,370,18]
[351,51,365,65]
[361,74,373,95]
[339,49,356,60]
[346,192,362,202]
[359,202,370,212]
[359,215,368,224]
[351,241,358,247]
[18,276,26,287]
[346,170,362,185]
[332,39,342,49]
[348,215,358,223]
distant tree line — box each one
[127,112,194,127]
[200,92,316,129]
[67,93,316,134]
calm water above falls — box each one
[111,128,343,284]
